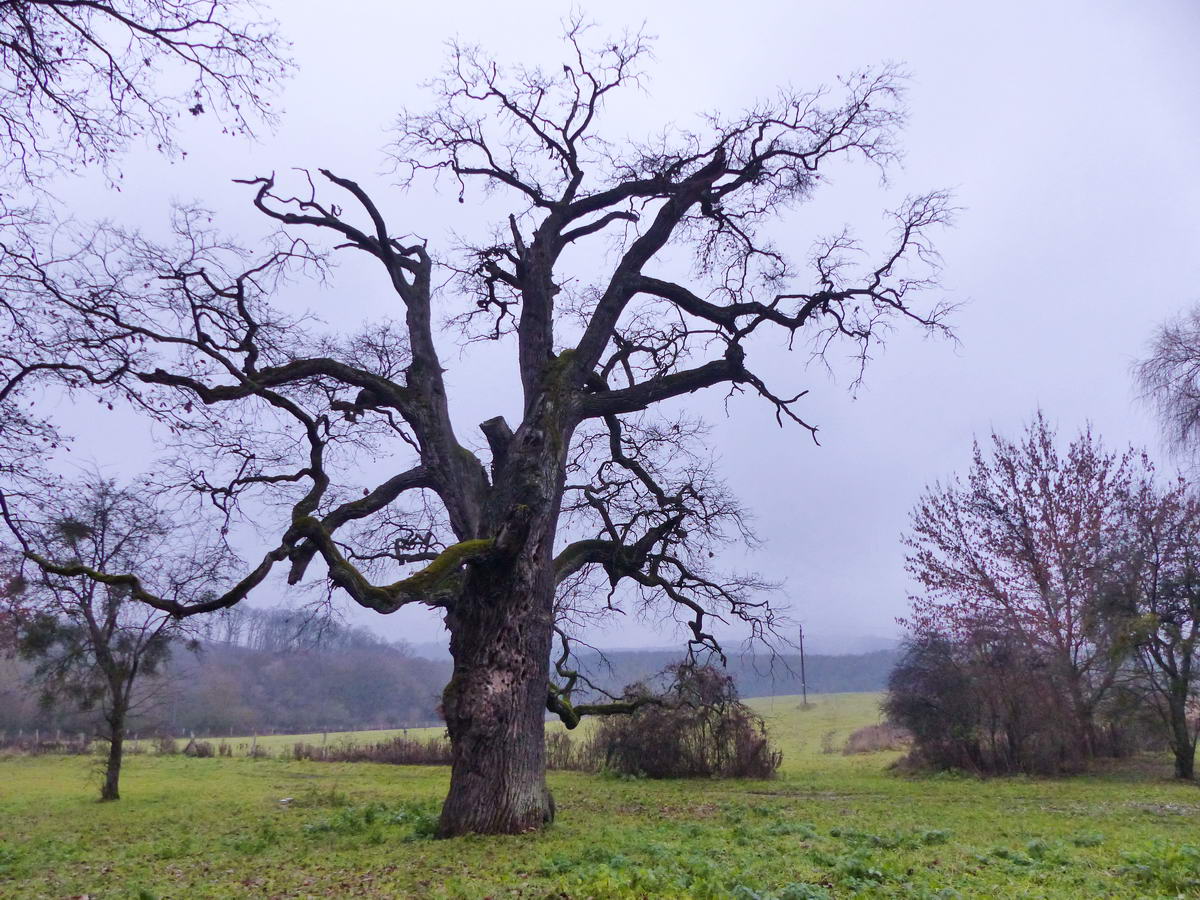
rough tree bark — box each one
[99,661,136,802]
[439,394,570,834]
[440,562,557,834]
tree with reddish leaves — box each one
[904,414,1136,761]
[2,23,952,835]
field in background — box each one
[215,725,446,755]
[211,691,884,761]
[750,692,887,766]
[3,693,1199,898]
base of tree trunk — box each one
[101,738,122,802]
[1173,753,1195,780]
[435,688,555,837]
[436,782,554,838]
[437,552,558,837]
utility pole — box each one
[799,624,808,708]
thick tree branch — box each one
[577,350,745,419]
[286,465,435,584]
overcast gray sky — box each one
[52,0,1200,654]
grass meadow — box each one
[1,692,1198,898]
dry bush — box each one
[843,723,911,755]
[588,665,782,779]
[0,735,92,756]
[154,736,179,755]
[293,736,453,765]
[183,739,214,758]
[545,731,586,770]
[885,632,1108,775]
[290,730,592,770]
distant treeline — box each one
[0,605,894,737]
[565,648,900,701]
[0,607,450,737]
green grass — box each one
[2,693,1198,898]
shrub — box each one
[293,736,453,765]
[843,723,911,755]
[0,734,93,756]
[545,731,584,770]
[183,739,214,758]
[884,632,1100,775]
[154,736,179,755]
[289,729,599,770]
[588,664,782,779]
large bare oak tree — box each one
[1,26,951,835]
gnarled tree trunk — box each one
[438,552,556,836]
[436,420,564,837]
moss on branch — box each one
[392,538,494,594]
[291,517,495,612]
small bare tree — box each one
[2,24,952,834]
[2,475,228,800]
[1136,307,1200,459]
